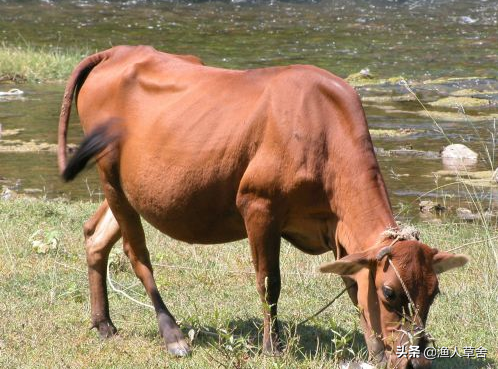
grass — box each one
[0,198,496,368]
[0,44,89,83]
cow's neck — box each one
[334,189,396,254]
[327,139,396,254]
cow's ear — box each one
[432,252,469,274]
[318,251,372,275]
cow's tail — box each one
[57,50,111,176]
[62,119,121,182]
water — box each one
[1,0,497,77]
[1,0,497,219]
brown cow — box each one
[58,46,468,368]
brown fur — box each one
[59,46,468,367]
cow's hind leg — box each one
[239,197,283,355]
[103,187,190,356]
[84,200,121,338]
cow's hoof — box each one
[166,339,191,357]
[94,320,118,338]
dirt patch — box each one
[0,139,76,153]
[0,128,24,137]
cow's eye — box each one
[383,285,396,301]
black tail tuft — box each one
[62,123,119,182]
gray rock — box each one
[1,187,17,200]
[456,207,493,221]
[420,200,446,213]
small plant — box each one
[30,229,59,255]
[204,326,257,369]
[328,321,357,361]
[108,247,128,273]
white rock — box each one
[359,68,370,76]
[0,89,24,96]
[441,144,478,159]
[441,144,478,170]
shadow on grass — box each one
[186,317,366,361]
[184,318,495,368]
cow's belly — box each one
[118,143,248,244]
[140,205,247,245]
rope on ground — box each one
[106,260,154,310]
[152,262,321,277]
[298,286,349,326]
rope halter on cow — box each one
[376,225,421,316]
[380,225,420,243]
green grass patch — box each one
[0,44,89,83]
[0,198,496,368]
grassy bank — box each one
[0,44,89,83]
[0,198,496,368]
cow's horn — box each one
[376,246,392,261]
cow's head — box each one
[319,240,468,369]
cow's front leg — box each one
[240,197,283,355]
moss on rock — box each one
[450,89,482,97]
[416,110,498,122]
[434,170,498,188]
[428,96,491,108]
[369,128,419,137]
[345,71,405,87]
[361,94,415,104]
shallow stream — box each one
[1,0,497,220]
